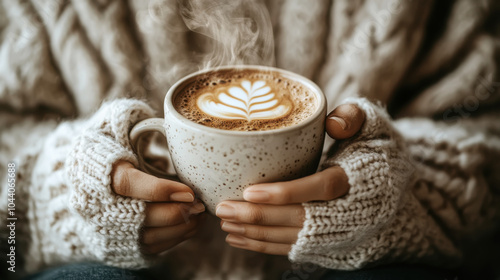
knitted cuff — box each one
[289,98,414,269]
[66,99,155,268]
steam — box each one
[179,0,275,69]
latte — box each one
[174,69,319,131]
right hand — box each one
[111,161,206,255]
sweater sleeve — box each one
[0,99,156,273]
[288,97,500,269]
[65,99,156,268]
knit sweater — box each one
[1,0,500,279]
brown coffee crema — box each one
[174,69,319,131]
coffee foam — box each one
[174,69,318,131]
[197,80,293,121]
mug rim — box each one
[164,65,327,136]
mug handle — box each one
[129,118,177,179]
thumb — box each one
[326,104,365,140]
[111,161,195,202]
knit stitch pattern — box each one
[66,99,155,268]
[289,98,463,269]
[1,0,500,278]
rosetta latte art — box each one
[196,80,292,121]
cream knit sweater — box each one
[1,0,500,279]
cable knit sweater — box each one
[1,0,500,279]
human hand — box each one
[216,104,365,255]
[111,161,206,255]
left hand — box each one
[216,104,365,255]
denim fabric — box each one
[319,264,457,280]
[24,262,160,280]
[24,262,458,280]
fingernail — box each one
[243,190,270,202]
[226,234,246,246]
[221,221,245,234]
[216,204,235,219]
[189,203,206,215]
[329,116,348,130]
[170,192,194,202]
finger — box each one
[216,202,304,227]
[225,234,291,255]
[326,103,365,140]
[111,161,195,202]
[142,229,197,255]
[243,166,349,205]
[144,201,205,227]
[221,221,300,244]
[141,216,200,245]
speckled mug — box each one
[130,65,326,214]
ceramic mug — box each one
[129,65,327,214]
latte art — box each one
[174,69,319,131]
[196,80,292,121]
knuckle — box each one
[113,167,131,196]
[322,182,337,200]
[148,181,166,201]
[295,206,306,226]
[141,230,155,245]
[253,241,267,253]
[252,227,269,241]
[322,169,340,200]
[158,207,173,225]
[244,205,265,224]
[277,188,292,204]
[267,186,289,204]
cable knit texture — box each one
[66,99,155,268]
[1,0,500,279]
[289,98,461,268]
